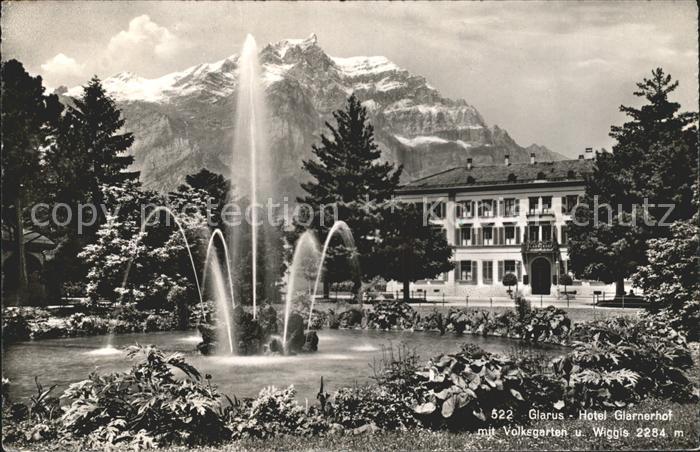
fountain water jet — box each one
[308,221,358,327]
[201,229,236,312]
[231,33,272,320]
[283,231,321,349]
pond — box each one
[3,329,564,402]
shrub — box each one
[61,345,230,447]
[502,273,518,295]
[520,306,570,343]
[367,301,416,330]
[412,345,530,430]
[230,386,327,439]
[553,316,697,412]
[331,385,417,430]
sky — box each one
[2,1,697,157]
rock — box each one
[338,308,363,328]
[284,313,307,354]
[301,331,319,353]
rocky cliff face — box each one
[63,34,565,196]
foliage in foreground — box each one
[3,313,698,449]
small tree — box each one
[502,273,518,298]
[375,204,454,302]
[559,274,573,301]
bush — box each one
[230,386,327,439]
[520,306,571,344]
[61,345,230,447]
[367,301,416,330]
[331,385,417,430]
[412,345,531,430]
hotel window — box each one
[528,225,539,242]
[482,261,493,284]
[528,197,539,214]
[458,260,477,283]
[541,224,552,241]
[504,225,517,245]
[498,260,521,283]
[459,226,472,246]
[478,199,496,218]
[456,200,475,219]
[541,196,553,213]
[562,195,579,214]
[503,198,519,217]
[426,201,446,220]
[482,226,494,245]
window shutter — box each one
[498,200,503,217]
[472,261,478,283]
[498,261,504,282]
[515,199,520,215]
[516,261,522,281]
[470,227,476,245]
[515,226,521,244]
[500,227,505,244]
[477,228,483,245]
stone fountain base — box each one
[196,307,319,356]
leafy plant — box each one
[412,345,530,430]
[230,386,327,439]
[61,344,230,447]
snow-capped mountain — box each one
[62,34,565,195]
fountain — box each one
[282,231,321,352]
[230,34,273,321]
[115,35,344,358]
[308,221,359,327]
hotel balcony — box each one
[521,239,559,254]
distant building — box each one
[1,227,55,304]
[390,151,606,298]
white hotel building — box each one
[391,152,598,298]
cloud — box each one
[40,53,85,77]
[106,15,188,61]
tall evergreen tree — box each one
[1,60,62,303]
[568,68,697,297]
[375,204,454,302]
[298,95,402,299]
[69,76,139,215]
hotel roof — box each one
[397,158,595,193]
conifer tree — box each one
[1,60,62,303]
[568,68,697,297]
[66,76,139,216]
[299,95,402,299]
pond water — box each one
[3,329,564,402]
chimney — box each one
[585,147,593,159]
[530,153,535,164]
[504,154,510,166]
[467,158,473,170]
[578,154,584,160]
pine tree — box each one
[375,204,454,302]
[1,60,62,303]
[69,76,139,215]
[298,95,402,299]
[568,68,698,297]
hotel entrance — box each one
[530,257,551,295]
